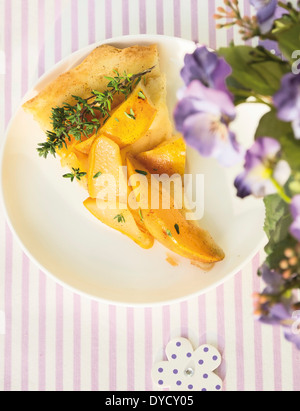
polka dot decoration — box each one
[151,337,223,392]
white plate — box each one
[0,35,266,306]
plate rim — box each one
[0,34,267,307]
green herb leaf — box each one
[166,229,173,238]
[63,168,86,182]
[139,209,144,222]
[76,173,87,180]
[124,111,136,120]
[38,66,156,158]
[93,172,102,179]
[138,91,146,100]
[135,169,148,176]
[114,214,126,224]
[63,173,75,182]
[174,224,180,235]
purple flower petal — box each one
[260,264,284,292]
[174,93,221,133]
[259,303,291,325]
[245,137,281,162]
[290,195,300,241]
[234,137,290,199]
[270,303,291,321]
[181,80,236,120]
[174,80,242,167]
[290,218,300,242]
[291,195,300,220]
[182,112,222,158]
[181,46,232,95]
[273,73,300,139]
[284,328,300,351]
[234,171,252,198]
[235,159,274,199]
[273,74,300,121]
[250,0,284,34]
[216,132,245,167]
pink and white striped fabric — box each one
[0,0,299,391]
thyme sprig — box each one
[114,214,126,224]
[37,66,155,159]
[63,168,87,182]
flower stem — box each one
[270,176,292,204]
[278,1,299,22]
[252,96,273,109]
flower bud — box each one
[279,260,289,270]
[284,248,295,258]
[289,257,298,267]
[283,270,292,280]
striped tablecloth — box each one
[0,0,299,392]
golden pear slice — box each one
[87,135,127,200]
[127,156,225,264]
[75,135,97,155]
[100,86,157,148]
[86,136,154,248]
[84,198,154,249]
[61,151,89,189]
[137,135,186,176]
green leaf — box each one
[124,111,136,120]
[139,209,144,222]
[275,23,300,63]
[114,214,126,224]
[255,110,300,172]
[63,173,75,180]
[218,45,290,97]
[138,91,146,100]
[263,194,295,270]
[76,172,87,180]
[264,194,290,241]
[38,66,156,158]
[93,172,102,179]
[135,169,148,176]
[166,230,173,238]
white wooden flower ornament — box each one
[152,338,223,391]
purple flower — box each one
[259,303,291,325]
[256,265,300,350]
[284,328,300,350]
[256,265,291,325]
[250,0,286,34]
[260,264,285,295]
[290,195,300,241]
[257,264,294,326]
[234,137,291,198]
[273,73,300,140]
[284,311,300,350]
[174,80,243,167]
[181,46,232,95]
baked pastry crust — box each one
[23,44,160,132]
